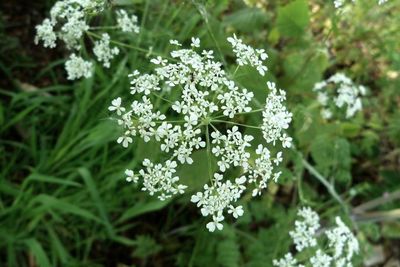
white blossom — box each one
[191,173,246,231]
[273,207,359,267]
[34,0,138,79]
[109,37,292,231]
[289,207,320,251]
[262,82,293,145]
[116,9,140,33]
[34,19,57,48]
[108,97,126,115]
[313,73,366,119]
[136,159,187,200]
[125,169,138,183]
[227,34,268,76]
[326,217,359,264]
[65,54,93,80]
[310,250,332,267]
[93,33,120,68]
[273,253,303,267]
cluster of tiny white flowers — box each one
[248,144,281,197]
[211,127,253,172]
[191,174,246,232]
[313,73,366,119]
[273,207,359,267]
[125,159,187,201]
[289,207,320,251]
[116,10,140,33]
[262,82,293,145]
[227,34,268,76]
[273,253,303,267]
[93,33,120,68]
[310,250,332,267]
[325,217,360,266]
[334,0,388,9]
[65,53,93,80]
[110,36,293,231]
[34,0,139,80]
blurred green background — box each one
[0,0,399,266]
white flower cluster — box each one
[34,0,139,80]
[325,217,360,266]
[289,207,320,251]
[273,207,359,267]
[65,53,93,80]
[313,73,366,119]
[334,0,388,8]
[262,82,293,145]
[227,34,268,76]
[125,159,187,201]
[93,33,120,68]
[116,10,140,33]
[110,36,292,231]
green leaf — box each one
[222,8,269,33]
[177,149,216,192]
[24,173,82,187]
[78,167,114,236]
[24,239,51,267]
[117,199,171,223]
[282,49,329,92]
[276,0,309,38]
[28,194,102,223]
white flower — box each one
[289,207,320,251]
[191,37,200,48]
[206,214,224,232]
[116,9,140,33]
[281,134,293,148]
[313,73,366,119]
[169,39,182,46]
[310,250,332,267]
[93,33,120,68]
[125,169,138,183]
[262,82,292,145]
[65,54,93,80]
[211,127,253,173]
[273,253,303,267]
[248,144,277,196]
[136,159,187,200]
[117,135,133,148]
[326,217,359,263]
[227,34,268,76]
[274,151,283,165]
[108,97,126,115]
[275,208,359,266]
[108,37,292,231]
[228,205,244,218]
[34,19,57,48]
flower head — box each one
[65,54,93,80]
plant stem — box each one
[300,156,349,215]
[212,119,261,130]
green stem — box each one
[86,31,167,58]
[212,119,261,130]
[300,156,349,215]
[205,124,214,185]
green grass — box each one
[1,0,400,266]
